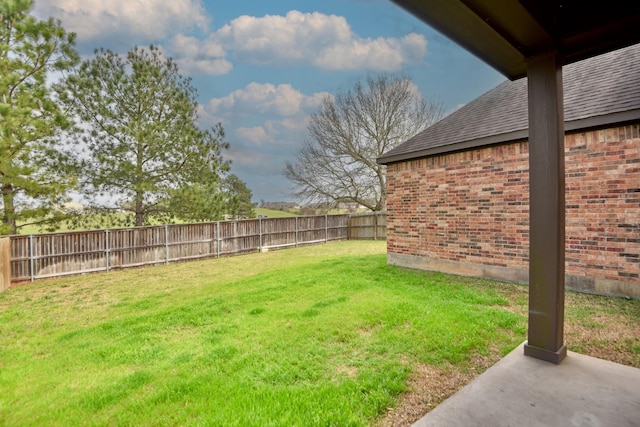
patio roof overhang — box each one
[392,0,640,80]
[390,0,640,364]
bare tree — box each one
[285,74,444,211]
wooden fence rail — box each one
[4,213,386,285]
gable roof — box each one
[378,43,640,165]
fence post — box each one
[259,216,263,252]
[0,237,10,292]
[105,229,110,272]
[216,221,220,258]
[29,234,34,282]
[164,224,169,265]
[325,214,328,243]
[295,217,298,247]
[374,212,378,241]
[210,222,214,257]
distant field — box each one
[1,241,636,426]
[17,209,298,235]
[15,208,365,235]
[254,207,300,218]
[17,212,176,235]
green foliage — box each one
[63,207,170,231]
[0,0,79,235]
[59,45,230,227]
[223,173,255,219]
[0,241,529,425]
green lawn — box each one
[254,207,299,218]
[16,212,179,235]
[0,241,637,426]
[17,209,297,235]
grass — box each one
[18,209,299,234]
[0,241,638,426]
[16,212,180,235]
[254,207,299,218]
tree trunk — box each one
[135,191,144,227]
[1,185,17,235]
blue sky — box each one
[34,0,506,203]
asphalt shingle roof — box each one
[378,43,640,164]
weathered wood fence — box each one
[348,212,386,240]
[1,213,386,286]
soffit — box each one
[392,0,640,79]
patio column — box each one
[524,51,567,364]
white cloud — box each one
[206,82,333,202]
[196,104,225,128]
[208,82,329,118]
[33,0,210,42]
[34,5,427,75]
[226,149,271,169]
[214,10,427,71]
[263,118,310,140]
[276,117,308,131]
[169,34,232,75]
[314,33,427,71]
[236,127,268,145]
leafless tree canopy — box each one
[285,74,444,211]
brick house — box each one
[377,44,640,299]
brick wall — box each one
[386,124,640,298]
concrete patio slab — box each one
[413,342,640,427]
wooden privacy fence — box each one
[348,212,387,240]
[4,213,386,285]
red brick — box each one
[386,129,640,286]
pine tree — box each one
[0,0,79,234]
[223,174,255,219]
[60,45,230,226]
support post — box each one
[0,237,10,292]
[524,52,567,364]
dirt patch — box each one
[564,315,640,366]
[377,363,470,427]
[377,352,500,427]
[335,364,359,379]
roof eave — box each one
[377,129,528,165]
[390,0,547,79]
[391,0,640,80]
[377,108,640,165]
